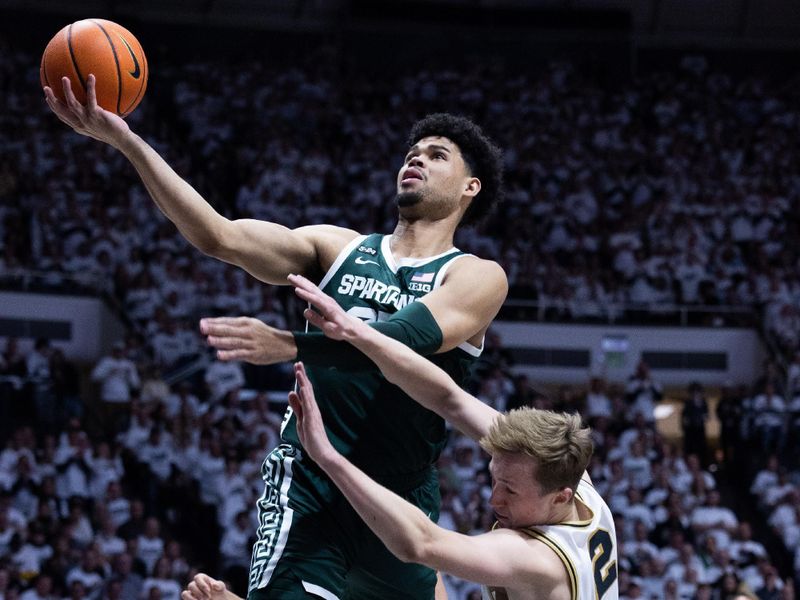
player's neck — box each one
[548,499,583,525]
[390,218,457,259]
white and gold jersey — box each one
[483,477,619,600]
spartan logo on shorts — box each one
[248,444,298,592]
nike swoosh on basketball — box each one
[118,35,141,78]
[355,257,379,266]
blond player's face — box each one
[488,452,551,529]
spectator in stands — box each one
[625,360,662,424]
[18,575,55,600]
[752,382,786,456]
[135,518,163,576]
[26,339,54,432]
[681,382,708,462]
[716,382,744,463]
[202,359,244,405]
[140,557,180,600]
[49,348,82,421]
[111,553,143,600]
[91,343,140,434]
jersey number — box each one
[588,529,617,598]
[346,307,391,323]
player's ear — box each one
[464,177,481,199]
[553,487,574,505]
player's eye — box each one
[433,152,446,160]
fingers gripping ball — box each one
[40,19,148,117]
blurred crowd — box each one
[2,32,800,600]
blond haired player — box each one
[188,275,618,600]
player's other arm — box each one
[292,274,497,440]
[416,256,508,353]
[44,75,357,283]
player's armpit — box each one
[418,257,508,353]
[217,221,359,285]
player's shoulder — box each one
[295,224,362,243]
[445,255,508,288]
[484,527,566,579]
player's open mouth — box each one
[401,167,424,185]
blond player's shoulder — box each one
[488,527,567,578]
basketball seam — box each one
[41,44,51,89]
[66,24,87,94]
[90,19,122,115]
[123,38,147,117]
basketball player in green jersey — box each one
[184,275,618,600]
[46,75,507,599]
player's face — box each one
[395,136,477,219]
[488,452,553,529]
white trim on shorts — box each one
[301,581,341,600]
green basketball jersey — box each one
[281,233,482,480]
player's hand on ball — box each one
[200,316,297,364]
[44,74,131,149]
[181,573,227,600]
[289,274,361,341]
[288,362,337,465]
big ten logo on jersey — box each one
[337,274,418,311]
[408,271,433,293]
[357,245,377,255]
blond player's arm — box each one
[44,75,357,284]
[349,320,497,441]
[321,452,561,591]
[291,274,499,441]
[290,364,562,595]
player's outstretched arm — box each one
[290,363,560,595]
[290,275,499,441]
[44,75,357,284]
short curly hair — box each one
[407,113,504,226]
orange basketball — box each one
[40,19,148,117]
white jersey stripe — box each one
[318,234,368,290]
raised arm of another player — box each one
[290,274,499,441]
[44,75,358,284]
[290,363,564,596]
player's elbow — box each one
[393,538,430,565]
[196,219,237,260]
[393,525,438,565]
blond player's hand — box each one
[43,74,131,149]
[288,274,362,341]
[180,573,227,600]
[200,316,297,364]
[288,362,338,466]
